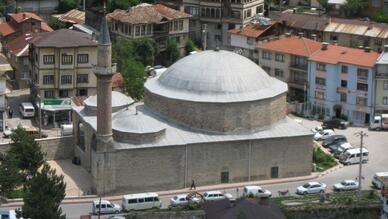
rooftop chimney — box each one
[384,45,388,52]
[298,32,304,38]
[364,47,371,52]
[322,42,329,50]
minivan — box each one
[18,102,35,118]
[339,148,369,165]
[122,193,161,212]
[242,186,272,198]
[371,172,388,189]
[92,199,121,214]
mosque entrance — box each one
[221,171,229,183]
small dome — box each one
[112,110,166,144]
[84,91,134,114]
[145,50,287,103]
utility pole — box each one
[355,131,367,201]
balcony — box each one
[288,79,307,90]
[337,87,347,93]
[376,72,388,79]
[315,84,326,90]
[357,76,368,83]
[289,64,308,71]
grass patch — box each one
[313,147,337,171]
[6,189,26,199]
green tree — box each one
[164,38,180,66]
[343,0,367,16]
[112,36,135,70]
[319,0,331,12]
[47,17,67,30]
[57,0,79,13]
[22,163,66,219]
[108,0,140,11]
[0,154,22,196]
[185,39,196,55]
[122,58,147,100]
[9,126,45,175]
[132,38,159,66]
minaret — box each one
[94,5,113,138]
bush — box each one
[371,9,388,23]
[313,148,337,171]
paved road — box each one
[2,117,388,219]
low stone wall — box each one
[0,136,74,160]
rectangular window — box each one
[77,89,88,96]
[357,68,368,80]
[383,81,388,90]
[341,80,347,87]
[61,75,72,84]
[174,21,178,31]
[315,90,325,99]
[274,68,284,77]
[246,9,251,18]
[340,93,347,102]
[77,74,89,83]
[356,97,367,106]
[135,25,140,36]
[357,83,368,91]
[179,20,183,30]
[145,197,154,202]
[43,55,54,64]
[59,90,69,98]
[275,53,284,62]
[77,54,89,64]
[262,51,271,60]
[44,90,55,98]
[316,77,326,86]
[262,66,271,74]
[383,97,388,105]
[341,65,348,73]
[146,24,152,34]
[61,54,73,65]
[316,62,326,71]
[43,75,54,85]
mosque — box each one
[72,13,313,195]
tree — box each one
[0,154,22,196]
[47,17,67,30]
[57,0,79,13]
[108,0,140,12]
[132,38,159,66]
[185,39,196,55]
[164,38,180,66]
[9,126,45,175]
[22,163,66,219]
[343,0,367,16]
[112,36,135,70]
[122,58,147,100]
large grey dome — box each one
[145,50,287,103]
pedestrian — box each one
[190,180,196,190]
[9,109,13,118]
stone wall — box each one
[144,90,287,133]
[0,136,74,160]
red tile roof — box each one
[9,12,43,23]
[112,73,124,88]
[0,23,16,36]
[41,22,54,32]
[6,33,36,57]
[107,3,191,24]
[257,36,322,57]
[228,22,277,38]
[309,45,380,68]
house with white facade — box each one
[374,45,388,116]
[0,53,12,131]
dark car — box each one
[322,119,349,129]
[322,135,347,147]
[329,141,346,153]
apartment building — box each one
[374,45,388,115]
[308,43,380,124]
[280,10,388,52]
[30,29,97,100]
[0,53,12,131]
[107,3,191,54]
[228,17,280,61]
[256,35,321,98]
[183,0,264,49]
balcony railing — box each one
[376,72,388,79]
[289,64,308,71]
[337,87,347,93]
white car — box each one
[296,182,327,195]
[170,194,200,206]
[311,126,323,134]
[333,180,359,192]
[203,191,234,202]
[313,129,335,141]
[242,186,272,198]
[92,199,121,214]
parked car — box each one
[296,182,327,195]
[170,194,200,207]
[203,191,234,202]
[372,172,388,189]
[333,142,353,158]
[322,118,349,129]
[313,129,335,141]
[322,135,347,148]
[328,141,346,153]
[242,186,272,198]
[92,200,121,215]
[339,148,369,165]
[311,126,323,134]
[18,102,35,118]
[333,180,359,192]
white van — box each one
[242,186,272,198]
[60,124,73,136]
[92,199,121,214]
[122,193,161,212]
[372,172,388,189]
[18,102,35,118]
[339,148,369,165]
